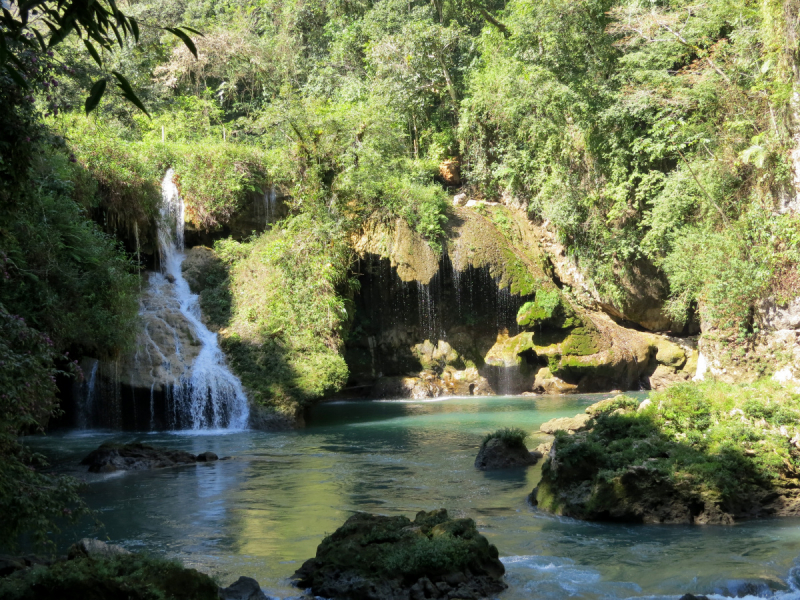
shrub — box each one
[0,554,219,600]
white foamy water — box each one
[141,169,249,430]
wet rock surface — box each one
[474,437,539,470]
[294,509,506,600]
[219,576,268,600]
[80,442,218,473]
[68,538,132,559]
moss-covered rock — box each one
[517,289,581,330]
[0,553,219,600]
[294,509,506,600]
[475,428,539,470]
[647,335,687,368]
[531,381,800,524]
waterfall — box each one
[76,359,99,429]
[136,169,250,430]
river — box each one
[29,393,800,599]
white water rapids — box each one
[141,169,249,430]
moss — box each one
[517,289,582,329]
[561,326,603,356]
[0,554,218,600]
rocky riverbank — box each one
[531,381,800,524]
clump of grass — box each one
[481,427,528,449]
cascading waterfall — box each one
[136,169,249,430]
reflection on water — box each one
[27,393,800,599]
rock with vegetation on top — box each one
[584,396,639,417]
[531,382,800,524]
[539,413,591,435]
[80,442,204,473]
[293,509,506,600]
[475,428,539,470]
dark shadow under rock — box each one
[294,509,506,600]
[80,442,207,473]
[474,437,540,470]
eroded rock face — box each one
[474,437,540,470]
[294,509,506,600]
[373,367,493,399]
[80,442,209,473]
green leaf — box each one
[178,25,204,37]
[3,63,29,89]
[0,30,6,64]
[32,28,47,52]
[84,78,107,115]
[83,39,102,67]
[111,70,150,117]
[46,19,74,48]
[165,27,198,58]
[110,22,123,48]
[128,17,140,42]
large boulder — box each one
[294,509,506,600]
[80,442,202,473]
[474,436,540,470]
[219,576,268,600]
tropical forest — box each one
[3,0,800,598]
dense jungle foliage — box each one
[2,0,800,547]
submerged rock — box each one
[80,442,208,473]
[294,509,506,600]
[474,437,539,470]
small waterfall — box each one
[134,169,250,430]
[256,185,279,226]
[76,360,99,429]
[417,280,444,342]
